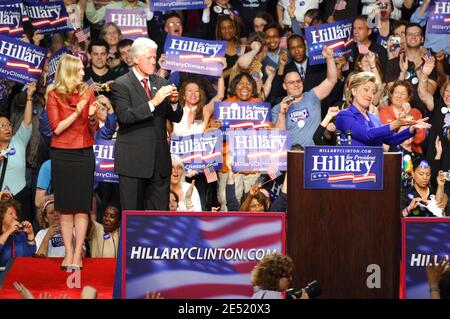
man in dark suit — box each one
[110,37,183,211]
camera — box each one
[443,172,450,179]
[285,280,322,299]
[100,83,110,92]
[17,222,24,231]
[390,37,401,52]
[378,2,389,9]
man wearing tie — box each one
[110,37,183,210]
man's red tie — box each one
[141,79,152,100]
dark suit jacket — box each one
[110,71,183,179]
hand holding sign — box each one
[26,82,37,98]
[322,45,334,60]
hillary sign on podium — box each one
[304,146,384,190]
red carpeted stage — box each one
[0,257,116,299]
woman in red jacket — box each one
[46,54,98,270]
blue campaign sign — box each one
[402,218,450,299]
[170,130,223,171]
[0,35,47,84]
[426,1,450,34]
[118,212,285,299]
[0,6,24,38]
[214,101,272,129]
[93,139,118,184]
[23,0,73,35]
[150,0,206,12]
[304,146,384,190]
[305,19,353,65]
[47,47,70,85]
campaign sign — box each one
[120,212,285,299]
[161,35,226,76]
[214,101,272,129]
[47,47,69,85]
[150,0,206,12]
[0,6,23,38]
[402,218,450,299]
[1,0,29,23]
[305,19,353,65]
[304,146,384,190]
[105,9,147,40]
[227,129,290,172]
[23,0,73,35]
[170,130,222,171]
[0,35,47,84]
[426,1,450,34]
[93,139,118,184]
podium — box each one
[287,151,401,298]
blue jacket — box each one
[0,232,36,267]
[335,104,414,146]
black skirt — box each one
[50,147,94,212]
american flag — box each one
[75,27,90,42]
[267,161,281,180]
[86,78,96,90]
[335,0,347,11]
[203,165,218,183]
[124,214,283,298]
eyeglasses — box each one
[167,22,182,27]
[406,32,421,37]
[285,79,302,85]
[0,123,12,129]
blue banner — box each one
[161,35,226,76]
[0,6,23,38]
[0,35,47,84]
[304,146,384,190]
[214,101,272,130]
[170,130,222,171]
[227,129,290,172]
[120,212,285,299]
[402,218,450,298]
[105,9,147,40]
[94,139,118,184]
[47,47,69,85]
[150,0,206,12]
[0,0,29,23]
[305,19,353,65]
[426,1,450,34]
[23,0,73,35]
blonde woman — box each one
[46,54,98,270]
[335,72,430,147]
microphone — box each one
[345,130,352,145]
[335,130,342,146]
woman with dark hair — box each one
[401,159,448,217]
[216,15,242,83]
[46,54,98,270]
[0,199,36,267]
[251,253,309,299]
[379,80,426,153]
[0,82,34,222]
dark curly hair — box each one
[251,253,294,291]
[228,72,258,99]
[0,199,21,234]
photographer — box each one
[251,253,309,299]
[0,199,36,267]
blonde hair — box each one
[46,54,87,101]
[345,71,380,104]
[171,154,185,187]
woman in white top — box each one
[35,200,64,257]
[170,155,202,212]
[169,75,225,137]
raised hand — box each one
[250,41,261,53]
[265,65,276,78]
[26,82,37,98]
[153,85,176,106]
[399,53,408,74]
[13,282,35,299]
[279,50,288,65]
[186,180,195,197]
[421,55,435,76]
[322,45,334,60]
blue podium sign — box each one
[304,146,384,190]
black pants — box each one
[119,172,170,211]
[15,185,32,223]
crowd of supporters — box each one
[0,0,449,295]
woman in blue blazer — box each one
[336,72,431,146]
